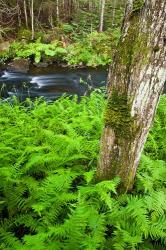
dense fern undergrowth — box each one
[0,92,166,250]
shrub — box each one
[66,31,119,67]
[1,29,120,66]
[9,40,67,63]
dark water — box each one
[0,66,108,100]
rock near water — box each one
[0,41,10,52]
[7,59,30,73]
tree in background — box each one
[23,0,28,29]
[98,0,166,191]
[99,0,106,32]
[0,0,126,40]
[31,0,34,40]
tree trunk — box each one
[24,0,28,28]
[31,0,34,40]
[111,0,116,28]
[98,0,166,192]
[56,0,59,23]
[99,0,106,32]
[17,0,22,27]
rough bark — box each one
[98,0,166,192]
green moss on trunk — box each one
[133,0,144,12]
[104,90,134,139]
[118,10,149,67]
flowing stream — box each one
[0,66,108,101]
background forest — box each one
[0,0,126,66]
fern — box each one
[0,93,166,249]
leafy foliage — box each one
[144,96,166,160]
[0,92,166,249]
[66,31,120,67]
[2,29,120,66]
[9,40,67,63]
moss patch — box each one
[104,90,134,139]
[118,12,149,68]
[133,0,144,12]
[132,33,149,65]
